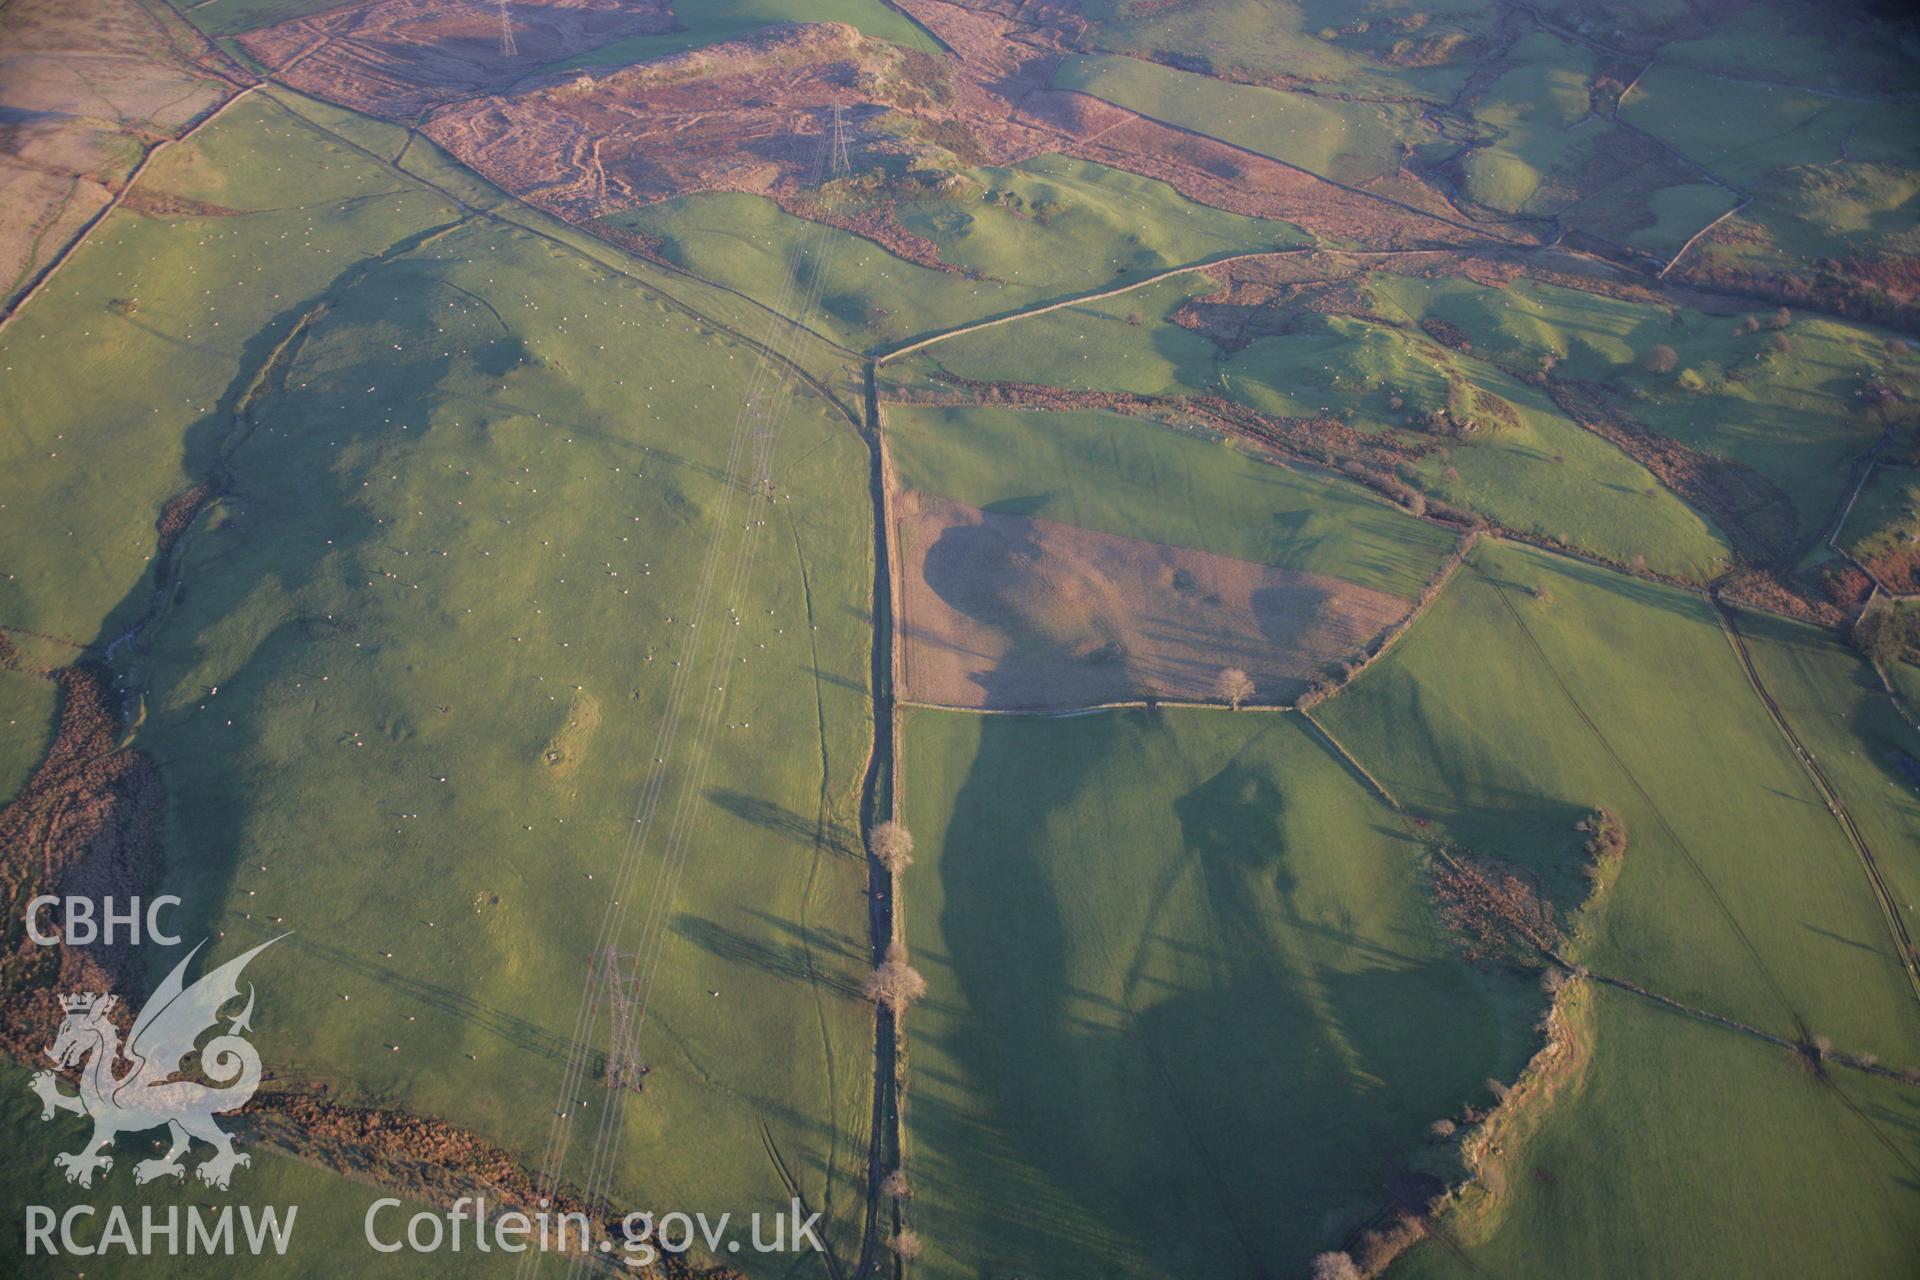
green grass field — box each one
[1321,539,1920,1060]
[1840,463,1920,573]
[1621,66,1920,194]
[181,0,358,38]
[551,0,940,70]
[1648,0,1919,90]
[1075,0,1491,102]
[1622,181,1741,252]
[884,403,1457,598]
[897,270,1734,579]
[1316,538,1920,1273]
[0,91,467,665]
[897,706,1542,1279]
[186,0,935,53]
[10,6,1920,1277]
[1731,607,1920,942]
[1397,986,1920,1279]
[0,670,56,804]
[1372,272,1902,557]
[0,83,880,1271]
[1056,53,1442,186]
[605,157,1293,352]
[1619,63,1920,270]
[1893,647,1920,718]
[1457,33,1598,216]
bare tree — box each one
[890,1229,924,1260]
[865,942,928,1012]
[870,820,915,874]
[1310,1252,1362,1280]
[1644,343,1678,374]
[1216,667,1255,710]
[882,1167,912,1199]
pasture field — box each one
[179,0,355,38]
[551,0,939,69]
[896,705,1543,1280]
[883,403,1457,599]
[611,192,987,353]
[1393,359,1730,579]
[1372,272,1904,556]
[604,157,1292,352]
[0,89,470,666]
[1455,33,1597,216]
[1730,607,1920,941]
[1840,462,1920,590]
[894,156,1300,295]
[1894,647,1920,717]
[885,272,1223,397]
[0,672,56,804]
[1319,538,1920,1065]
[1646,0,1918,90]
[898,271,1733,578]
[7,3,1920,1277]
[2,82,881,1269]
[1618,63,1920,272]
[1317,538,1920,1272]
[138,217,877,1260]
[1620,66,1920,194]
[1621,181,1741,252]
[186,0,933,52]
[1074,0,1492,102]
[1054,53,1445,186]
[0,80,853,651]
[1396,986,1920,1279]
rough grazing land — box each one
[0,0,241,307]
[896,491,1410,708]
[240,0,675,119]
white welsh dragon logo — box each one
[29,936,280,1190]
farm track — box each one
[1712,597,1920,1014]
[854,361,902,1279]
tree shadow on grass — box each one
[922,713,1523,1278]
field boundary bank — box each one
[1471,563,1807,1022]
[896,697,1289,716]
[856,364,905,1278]
[1050,87,1520,246]
[0,84,259,339]
[874,243,1524,364]
[1306,680,1920,1089]
[1712,598,1920,1013]
[1827,453,1920,603]
[252,86,869,431]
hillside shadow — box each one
[923,713,1519,1277]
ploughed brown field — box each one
[895,491,1411,710]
